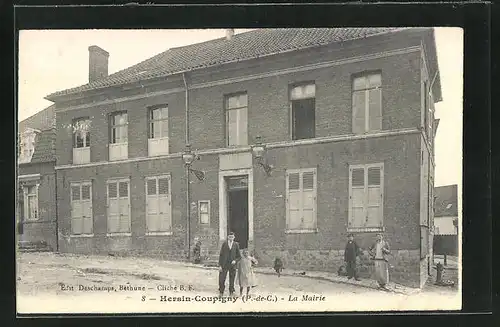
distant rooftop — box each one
[434,184,459,217]
[18,104,56,133]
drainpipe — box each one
[182,73,191,260]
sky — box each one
[18,28,463,191]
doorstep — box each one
[184,261,419,295]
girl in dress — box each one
[237,249,258,296]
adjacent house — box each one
[17,105,57,251]
[433,184,459,256]
[45,28,441,288]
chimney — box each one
[88,45,109,83]
[225,29,234,40]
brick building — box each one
[17,105,57,251]
[45,28,441,287]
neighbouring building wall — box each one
[18,162,57,251]
[434,216,458,235]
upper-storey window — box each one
[72,117,91,165]
[290,83,316,140]
[109,112,128,161]
[148,106,169,156]
[225,93,248,147]
[352,72,382,134]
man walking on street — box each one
[344,233,362,281]
[218,232,241,297]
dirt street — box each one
[16,252,460,313]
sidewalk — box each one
[189,261,420,295]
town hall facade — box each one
[44,28,441,288]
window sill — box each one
[347,226,385,233]
[70,234,94,238]
[106,233,132,237]
[285,229,318,234]
[145,231,172,236]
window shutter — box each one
[108,182,117,199]
[158,177,169,195]
[352,91,365,134]
[159,193,171,232]
[147,179,157,195]
[71,185,80,201]
[302,170,316,230]
[367,167,382,227]
[107,182,119,233]
[289,173,300,190]
[119,197,130,233]
[81,184,91,200]
[82,202,93,234]
[147,196,159,232]
[368,88,382,131]
[349,168,365,228]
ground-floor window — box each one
[107,179,130,234]
[198,200,210,225]
[285,168,317,232]
[348,163,384,231]
[23,184,39,221]
[71,181,93,235]
[145,175,172,233]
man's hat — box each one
[347,233,354,237]
[228,232,235,236]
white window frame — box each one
[148,106,169,157]
[285,167,318,234]
[225,92,248,147]
[198,200,210,225]
[106,178,131,236]
[109,112,128,161]
[348,163,385,233]
[72,118,91,165]
[352,72,382,134]
[23,184,39,221]
[70,181,94,236]
[289,83,316,141]
[145,175,173,235]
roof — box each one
[46,28,408,100]
[19,128,56,165]
[434,185,458,217]
[18,104,56,133]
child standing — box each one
[237,249,258,296]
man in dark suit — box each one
[344,233,362,281]
[218,232,241,296]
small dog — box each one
[273,257,284,277]
[337,264,347,276]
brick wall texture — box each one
[53,30,435,287]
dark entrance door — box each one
[226,176,249,249]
